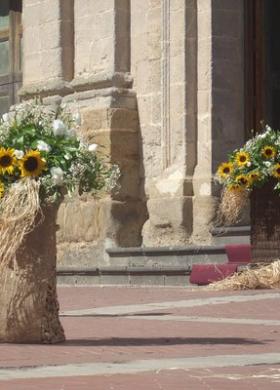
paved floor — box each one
[0,286,280,389]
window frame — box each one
[0,0,22,114]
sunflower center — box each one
[24,157,38,172]
[223,167,230,174]
[239,155,247,162]
[277,168,280,175]
[265,149,273,156]
[0,155,12,167]
[240,178,247,185]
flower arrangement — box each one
[216,125,280,224]
[217,125,280,193]
[0,100,120,270]
[0,100,119,203]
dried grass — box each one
[216,187,249,225]
[208,260,280,290]
[0,178,41,267]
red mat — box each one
[190,263,238,286]
[190,244,251,285]
[225,244,251,263]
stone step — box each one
[57,227,251,286]
[57,266,191,286]
[211,225,250,245]
[106,245,227,267]
[58,244,228,286]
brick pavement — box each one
[0,286,279,389]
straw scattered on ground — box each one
[208,260,280,290]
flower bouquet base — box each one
[0,196,65,344]
[250,181,280,263]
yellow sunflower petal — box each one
[0,147,16,175]
[19,150,46,177]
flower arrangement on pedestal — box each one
[0,101,119,344]
[212,125,280,291]
[216,125,280,224]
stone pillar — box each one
[192,0,245,242]
[131,0,197,246]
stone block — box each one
[129,275,165,286]
[147,197,193,233]
[99,274,130,285]
[57,200,101,243]
[164,275,189,286]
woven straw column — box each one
[0,204,65,343]
[251,181,280,263]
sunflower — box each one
[235,151,250,168]
[272,163,280,179]
[19,150,46,177]
[0,147,16,175]
[236,174,251,187]
[261,145,277,159]
[227,183,243,192]
[248,171,261,182]
[0,181,4,198]
[217,162,233,179]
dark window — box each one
[0,0,22,116]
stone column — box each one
[192,0,245,242]
[131,0,197,246]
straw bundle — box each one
[216,187,249,225]
[0,178,41,268]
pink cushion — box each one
[225,244,251,263]
[190,263,238,286]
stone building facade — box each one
[1,0,261,267]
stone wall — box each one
[20,0,246,265]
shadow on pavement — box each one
[61,337,268,347]
[60,312,171,317]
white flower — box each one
[2,113,9,122]
[257,133,268,139]
[50,167,64,186]
[37,140,51,152]
[88,143,98,152]
[66,128,76,139]
[14,150,24,159]
[264,161,272,168]
[73,112,81,126]
[246,162,251,167]
[52,119,67,136]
